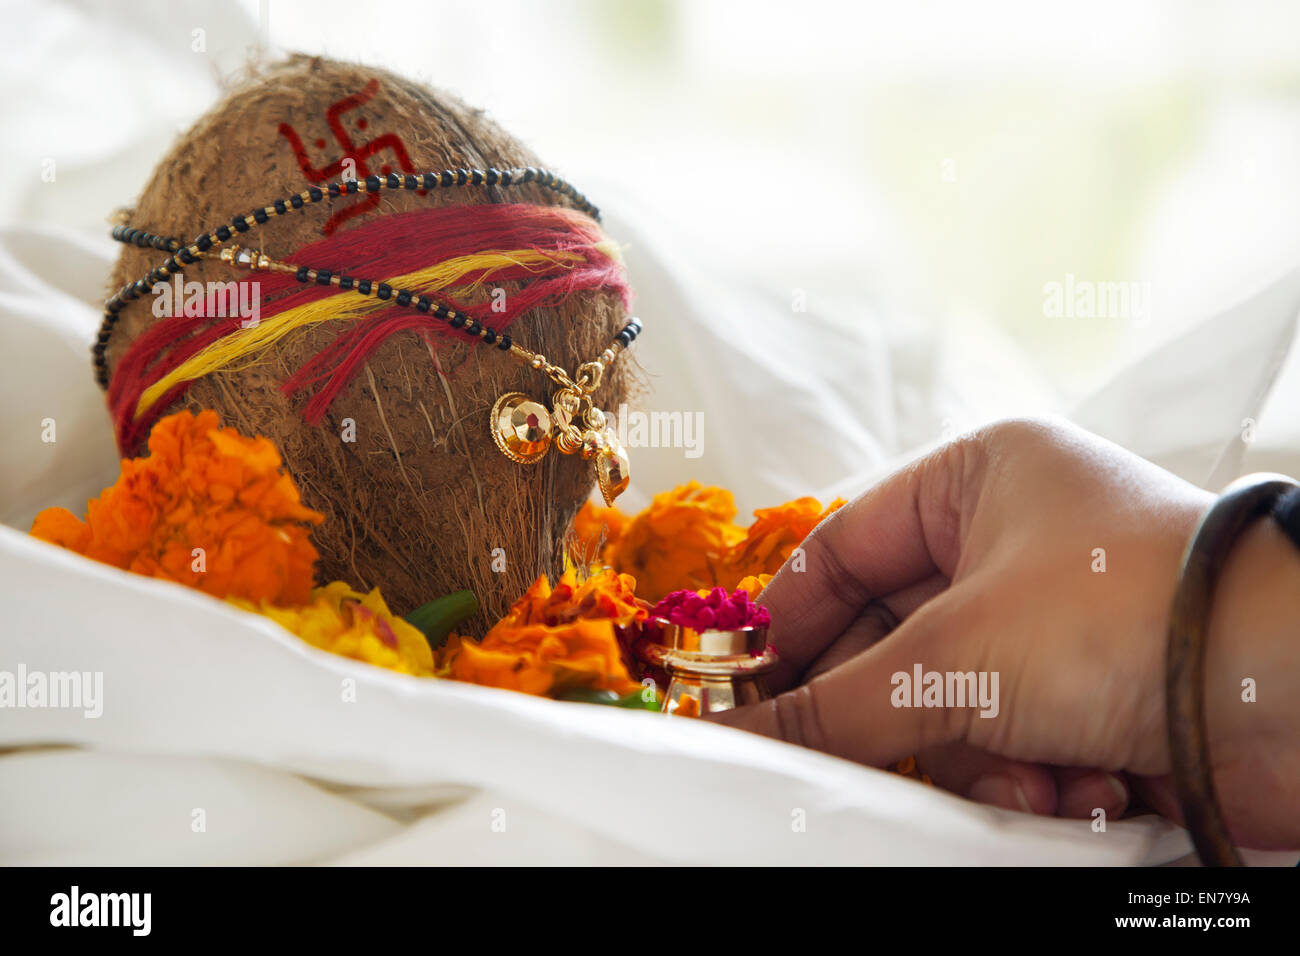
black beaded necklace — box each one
[99,167,640,505]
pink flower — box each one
[650,587,771,632]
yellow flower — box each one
[233,582,434,676]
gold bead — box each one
[554,425,584,455]
[553,389,581,417]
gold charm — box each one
[596,435,630,506]
[488,370,632,504]
[551,387,581,431]
[490,392,552,463]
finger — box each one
[881,572,951,619]
[760,444,973,690]
[1053,766,1130,820]
[801,603,897,683]
[708,592,971,766]
[916,742,1059,815]
[801,573,949,683]
[1129,773,1182,825]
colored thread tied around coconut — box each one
[108,203,630,453]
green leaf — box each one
[404,590,479,650]
[557,687,661,710]
[616,689,662,711]
[556,687,661,711]
[557,688,622,705]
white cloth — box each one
[0,524,1192,865]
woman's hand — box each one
[708,418,1300,849]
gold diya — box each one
[639,618,778,716]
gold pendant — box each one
[596,438,630,506]
[489,388,632,505]
[490,392,552,463]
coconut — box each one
[103,55,634,630]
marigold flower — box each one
[593,484,840,602]
[733,574,773,599]
[674,693,700,718]
[721,496,845,586]
[571,500,630,567]
[233,581,434,676]
[440,568,646,697]
[606,481,745,602]
[30,409,322,605]
[29,507,91,553]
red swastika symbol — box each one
[278,78,425,235]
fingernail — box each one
[969,774,1032,813]
[1104,773,1128,805]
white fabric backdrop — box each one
[2,0,1298,866]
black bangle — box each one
[1166,472,1300,866]
[1274,486,1300,551]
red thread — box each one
[108,204,630,454]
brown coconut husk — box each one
[104,55,636,631]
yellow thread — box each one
[136,248,586,419]
[593,238,624,263]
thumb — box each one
[706,593,975,767]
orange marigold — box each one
[440,567,646,697]
[606,481,745,602]
[721,496,845,586]
[30,409,322,605]
[733,573,774,599]
[674,693,701,718]
[571,500,630,568]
